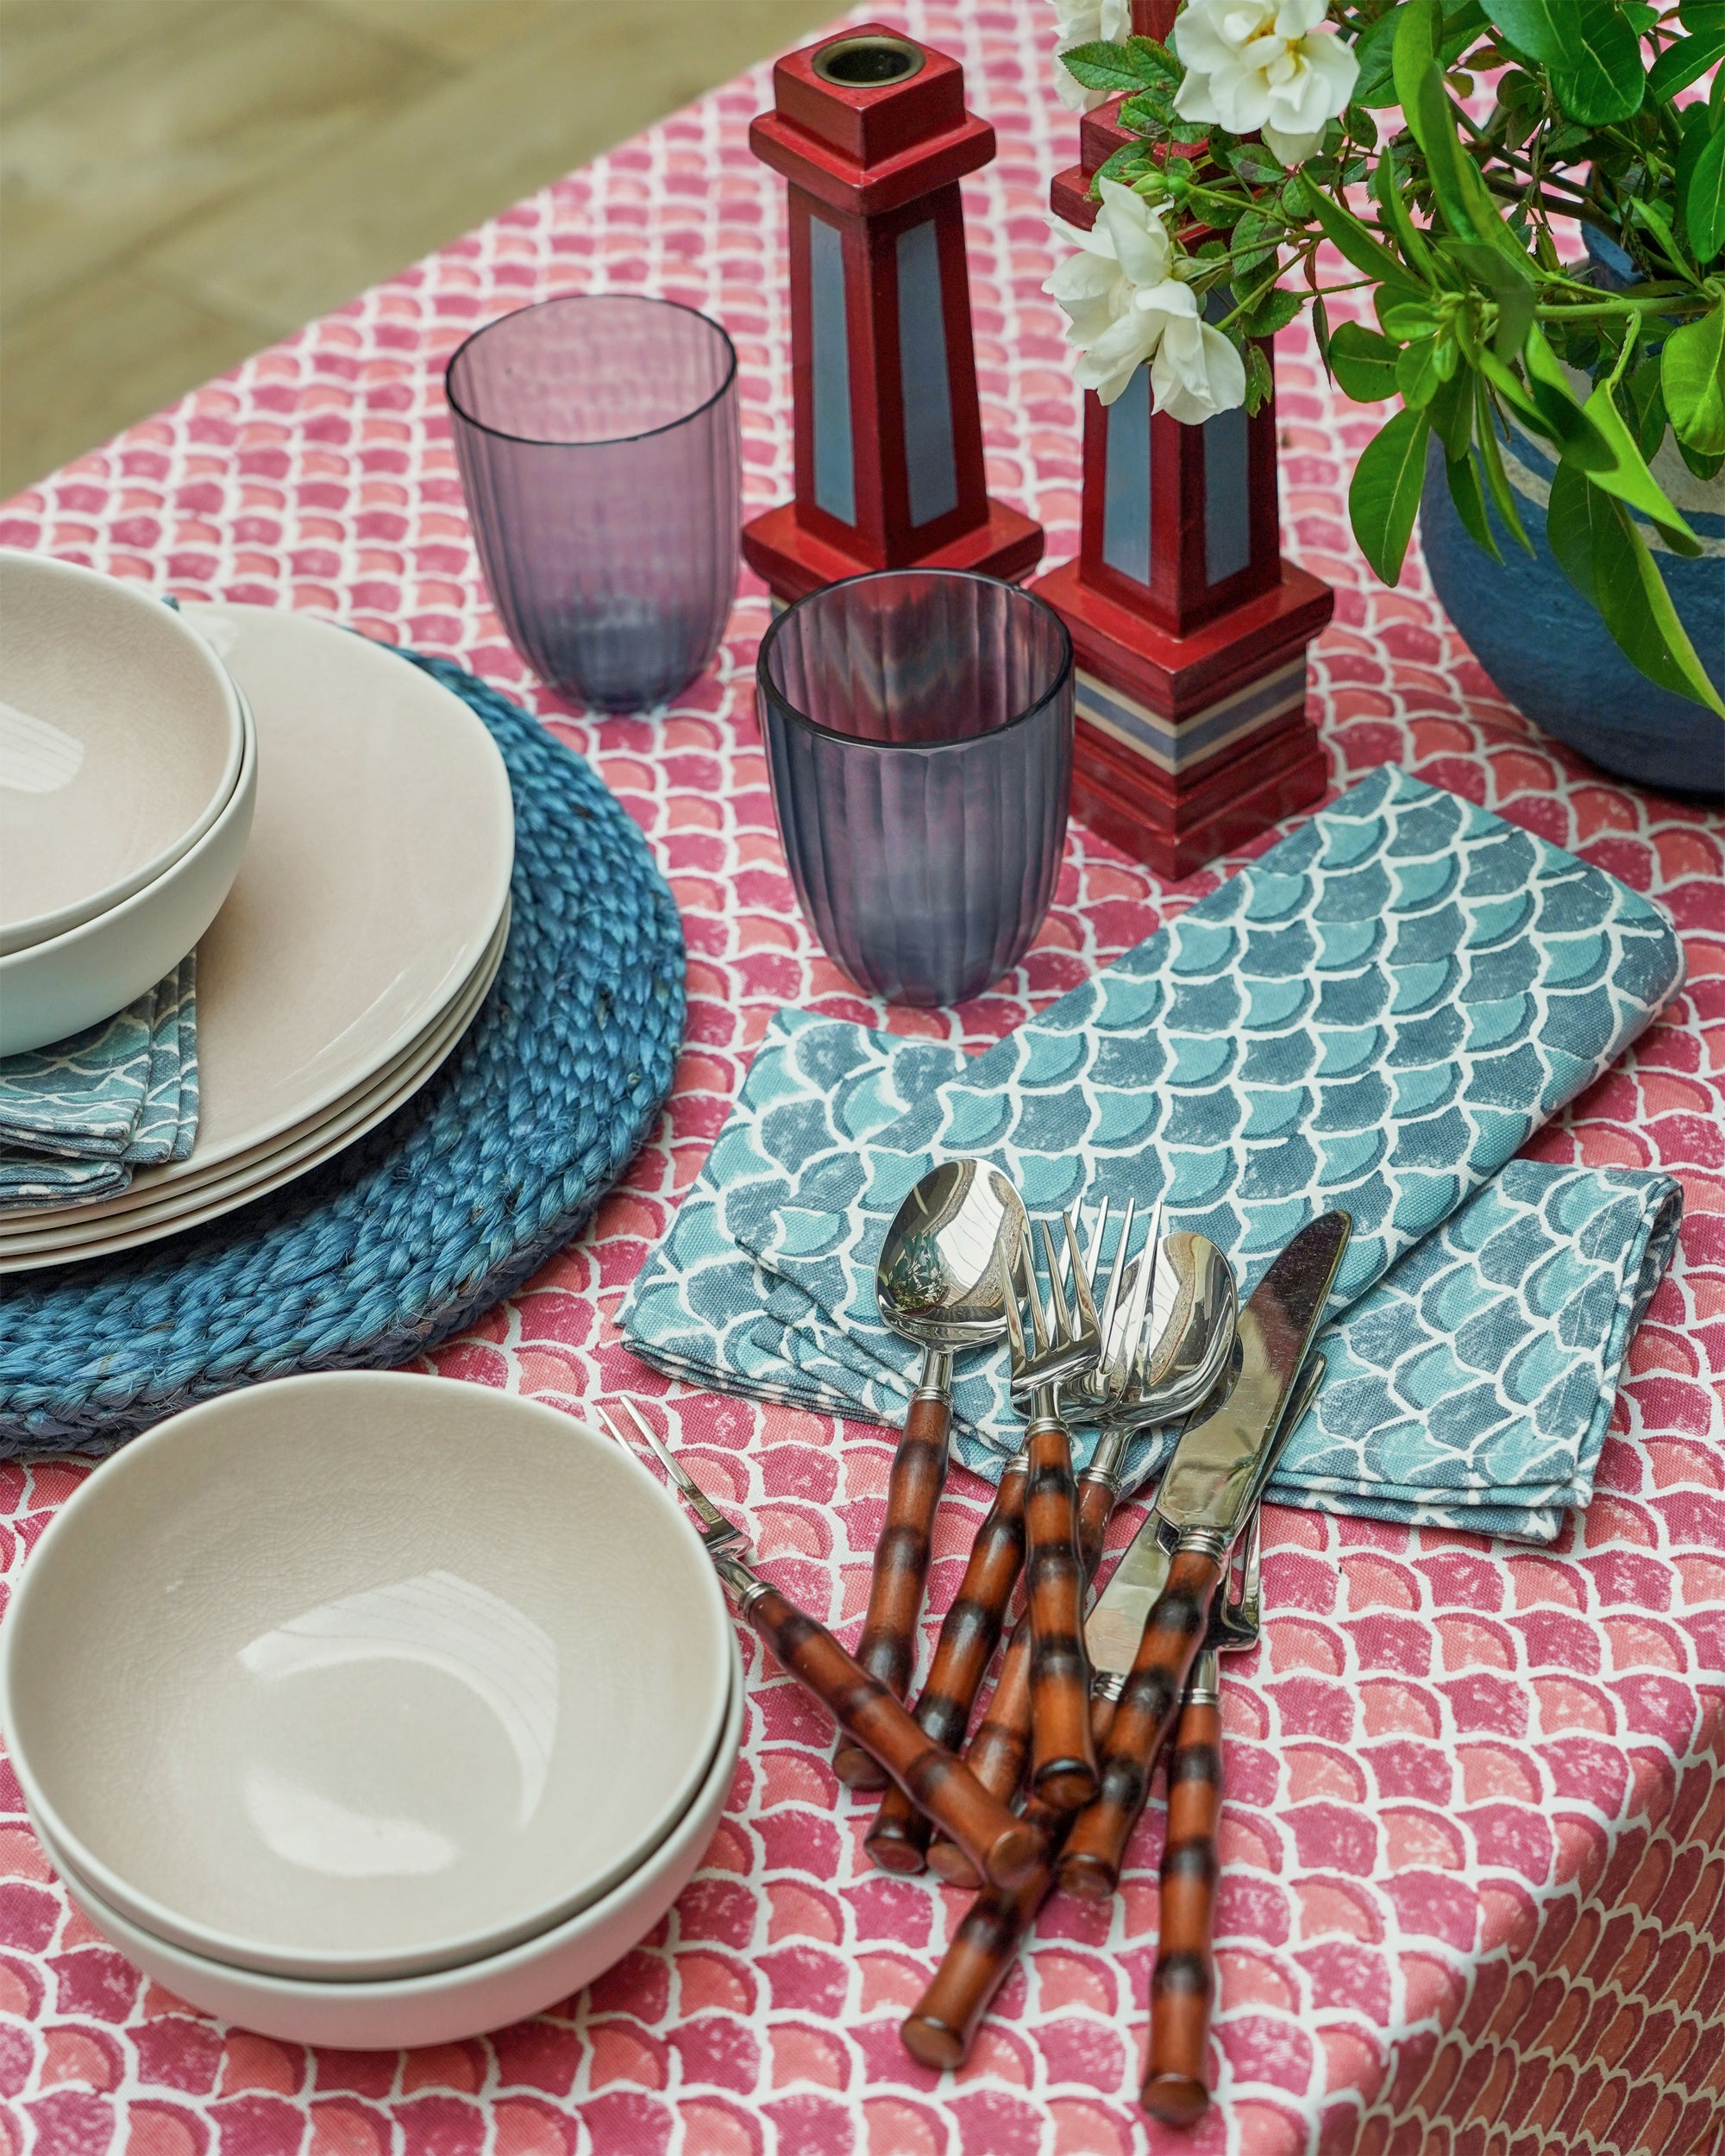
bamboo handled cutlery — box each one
[606,1164,1352,2127]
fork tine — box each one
[1129,1198,1166,1390]
[1117,1218,1156,1394]
[1002,1249,1030,1371]
[1028,1228,1057,1355]
[1094,1198,1134,1376]
[1064,1209,1101,1345]
[1040,1218,1073,1345]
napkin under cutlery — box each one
[620,767,1686,1545]
[0,954,200,1211]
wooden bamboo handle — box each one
[1024,1420,1095,1811]
[744,1583,1041,1890]
[835,1388,953,1789]
[865,1456,1029,1874]
[1056,1548,1222,1902]
[925,1470,1117,1885]
[1143,1679,1223,2128]
[901,1694,1118,2071]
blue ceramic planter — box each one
[1421,429,1724,796]
[1420,233,1724,797]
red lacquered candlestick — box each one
[743,23,1044,605]
[1032,3,1333,880]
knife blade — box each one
[1057,1211,1351,1900]
[1085,1336,1328,1688]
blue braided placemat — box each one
[0,649,686,1455]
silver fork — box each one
[596,1398,1044,1892]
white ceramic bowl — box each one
[0,1374,734,1981]
[28,1633,743,2050]
[0,553,247,956]
[0,682,256,1055]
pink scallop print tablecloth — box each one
[1,5,1722,2153]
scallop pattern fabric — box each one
[0,3,1721,2153]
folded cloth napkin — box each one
[0,953,200,1210]
[619,766,1686,1543]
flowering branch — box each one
[1039,0,1725,715]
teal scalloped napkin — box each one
[0,953,200,1210]
[619,767,1685,1544]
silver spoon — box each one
[834,1160,1026,1789]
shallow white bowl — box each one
[0,1373,734,1982]
[0,553,247,956]
[28,1633,743,2050]
[0,681,255,1055]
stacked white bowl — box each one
[0,1375,743,2047]
[0,551,256,1056]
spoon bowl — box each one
[833,1162,1027,1789]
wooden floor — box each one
[0,0,839,497]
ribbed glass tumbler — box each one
[757,570,1074,1008]
[446,293,741,710]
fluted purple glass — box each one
[757,570,1074,1008]
[446,294,741,711]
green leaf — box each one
[1647,6,1725,100]
[1312,293,1333,373]
[1239,287,1303,337]
[1227,141,1287,186]
[1592,490,1725,714]
[1394,0,1443,141]
[1354,5,1408,104]
[1480,0,1645,123]
[1546,460,1601,600]
[1418,72,1538,267]
[1662,303,1725,457]
[1371,138,1443,284]
[1309,186,1431,304]
[1678,438,1725,479]
[1397,335,1447,405]
[1429,360,1477,458]
[1232,209,1280,281]
[1576,377,1704,555]
[1476,378,1534,549]
[1092,142,1153,190]
[1382,300,1444,339]
[1446,448,1503,561]
[1126,34,1182,82]
[1444,241,1538,354]
[1350,404,1433,583]
[1685,125,1725,265]
[1245,341,1276,411]
[1329,321,1404,400]
[1058,41,1148,94]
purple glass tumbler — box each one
[446,293,741,710]
[757,570,1074,1007]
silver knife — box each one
[1057,1211,1351,1900]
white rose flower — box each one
[1043,179,1247,420]
[1170,0,1359,166]
[1051,0,1133,111]
[1151,312,1250,423]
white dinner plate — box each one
[104,604,512,1187]
[0,909,508,1270]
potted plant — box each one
[1045,0,1724,792]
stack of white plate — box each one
[0,603,514,1273]
[0,1374,743,2048]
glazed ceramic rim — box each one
[0,678,256,982]
[0,554,248,955]
[0,1376,736,1980]
[27,1627,743,2012]
[756,567,1076,755]
[443,292,739,448]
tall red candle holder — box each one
[743,25,1044,606]
[1032,14,1333,879]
